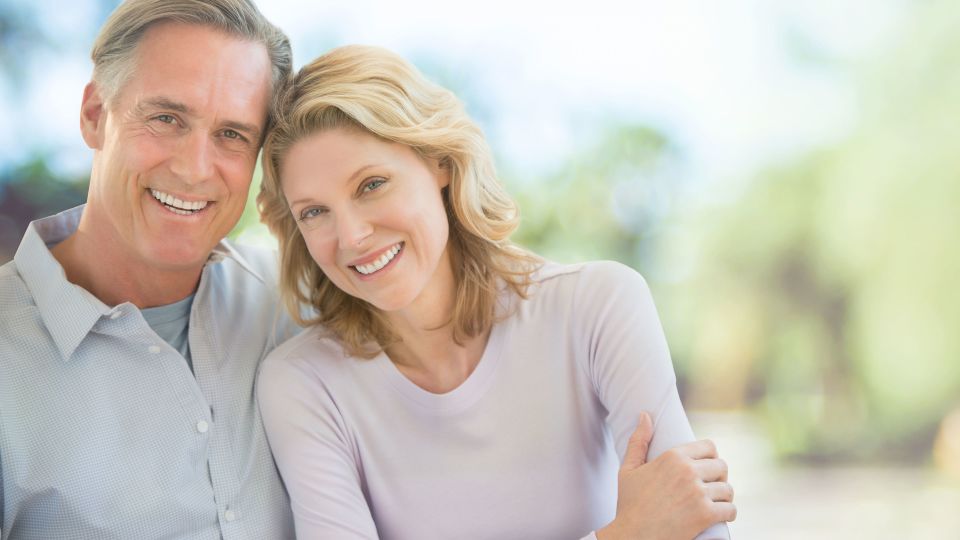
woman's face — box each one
[281,127,452,314]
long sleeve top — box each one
[258,260,730,540]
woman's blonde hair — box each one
[259,44,539,357]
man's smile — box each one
[149,188,211,216]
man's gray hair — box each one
[91,0,292,124]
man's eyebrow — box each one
[138,97,192,115]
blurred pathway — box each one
[689,412,960,539]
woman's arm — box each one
[597,413,736,540]
[257,349,379,540]
[573,261,735,539]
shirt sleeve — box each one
[574,262,731,540]
[257,348,378,540]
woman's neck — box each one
[384,321,491,395]
[382,251,490,394]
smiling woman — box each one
[256,44,735,540]
[279,128,452,315]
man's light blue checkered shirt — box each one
[0,206,297,539]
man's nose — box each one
[170,131,215,183]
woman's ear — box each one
[435,156,452,189]
[80,81,107,150]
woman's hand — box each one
[597,413,737,540]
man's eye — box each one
[362,178,386,193]
[154,114,176,124]
[223,129,243,140]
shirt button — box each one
[148,345,162,354]
[110,311,122,320]
[196,420,209,433]
[224,509,236,522]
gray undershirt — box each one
[142,294,194,372]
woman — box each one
[257,45,735,540]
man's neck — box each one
[50,225,204,309]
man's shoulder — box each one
[0,257,22,285]
[0,259,49,367]
[206,240,283,303]
[0,259,35,319]
[217,240,281,282]
[204,240,304,347]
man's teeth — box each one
[354,243,402,275]
[150,189,209,213]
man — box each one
[0,0,296,537]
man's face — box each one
[80,22,272,272]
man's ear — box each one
[80,81,107,150]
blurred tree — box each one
[511,124,682,272]
[0,160,87,262]
[660,0,960,462]
[0,0,122,263]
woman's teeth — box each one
[354,243,402,275]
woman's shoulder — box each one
[260,325,351,383]
[514,259,651,322]
[530,259,649,296]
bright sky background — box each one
[1,0,905,202]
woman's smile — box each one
[350,241,404,278]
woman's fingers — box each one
[703,481,734,503]
[694,458,728,482]
[622,412,654,471]
[710,500,738,522]
[671,438,718,460]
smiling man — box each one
[0,1,296,538]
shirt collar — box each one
[14,204,265,360]
[208,240,266,284]
[15,206,105,361]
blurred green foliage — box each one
[581,2,956,462]
[511,124,677,268]
[0,160,87,262]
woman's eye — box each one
[361,178,386,193]
[299,207,327,221]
